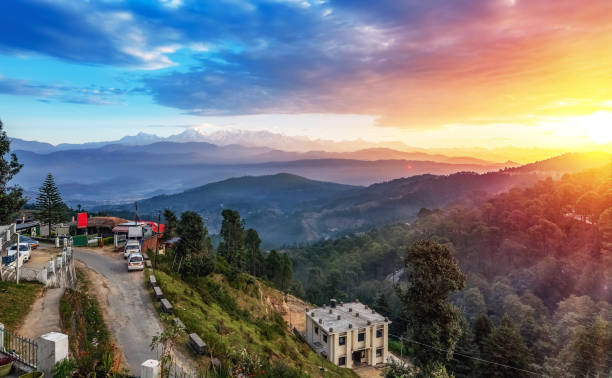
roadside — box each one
[74,247,163,374]
[17,287,64,339]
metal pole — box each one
[16,232,20,284]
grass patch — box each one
[59,268,125,375]
[154,270,357,377]
[0,281,43,330]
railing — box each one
[1,327,38,368]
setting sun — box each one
[585,112,612,144]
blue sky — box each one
[0,0,610,148]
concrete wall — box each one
[37,332,69,375]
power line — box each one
[389,333,544,377]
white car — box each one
[8,243,31,263]
[127,253,144,271]
[123,240,141,259]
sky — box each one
[0,0,611,151]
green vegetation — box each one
[151,207,355,376]
[0,119,26,224]
[153,268,355,377]
[395,241,465,377]
[293,164,612,376]
[0,281,42,330]
[36,173,70,232]
[59,269,123,375]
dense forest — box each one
[290,164,612,376]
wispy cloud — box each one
[0,76,137,106]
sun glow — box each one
[585,112,612,144]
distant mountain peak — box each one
[118,132,163,145]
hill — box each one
[289,164,612,376]
[104,170,540,246]
[14,144,506,205]
[507,151,611,174]
[151,268,356,377]
[98,152,608,246]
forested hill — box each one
[506,151,611,174]
[289,164,612,376]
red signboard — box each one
[77,212,88,228]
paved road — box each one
[74,248,162,374]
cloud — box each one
[0,76,133,106]
[0,0,610,127]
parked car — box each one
[7,243,31,263]
[127,253,144,271]
[19,235,39,249]
[123,240,141,259]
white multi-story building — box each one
[305,299,390,368]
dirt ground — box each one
[24,245,58,269]
[76,260,130,371]
[17,287,65,339]
[353,365,384,378]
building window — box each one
[339,336,346,345]
[376,329,383,338]
[358,332,365,342]
[338,357,346,366]
[323,334,328,343]
[314,326,319,334]
[376,348,383,357]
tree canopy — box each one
[0,120,25,223]
[36,173,66,231]
[395,240,466,376]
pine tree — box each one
[162,209,178,240]
[395,240,466,376]
[176,211,209,258]
[374,293,392,318]
[244,228,263,276]
[0,120,25,223]
[265,250,281,282]
[218,209,245,270]
[278,253,293,292]
[447,317,479,378]
[478,315,533,378]
[473,314,493,353]
[36,173,65,232]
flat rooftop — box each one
[306,301,388,334]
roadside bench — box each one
[160,298,173,314]
[189,333,207,355]
[145,260,152,268]
[153,286,163,300]
[149,275,157,287]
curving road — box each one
[74,248,162,374]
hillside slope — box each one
[153,270,356,377]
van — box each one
[123,240,141,259]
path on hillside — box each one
[74,248,163,374]
[18,287,64,339]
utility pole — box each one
[155,211,160,269]
[16,232,20,284]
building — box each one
[86,217,128,237]
[305,299,390,368]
